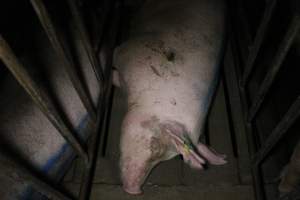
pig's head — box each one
[120,112,227,195]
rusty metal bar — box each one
[247,14,300,122]
[67,0,104,84]
[254,96,300,166]
[240,0,277,87]
[0,35,88,164]
[0,150,72,200]
[30,0,97,121]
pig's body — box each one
[113,0,227,195]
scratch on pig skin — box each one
[128,102,139,111]
[150,65,162,77]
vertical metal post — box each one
[229,32,266,200]
[78,91,106,200]
[248,14,300,122]
[30,0,97,121]
[0,150,72,200]
[78,2,121,199]
[0,35,88,164]
[67,0,104,84]
[223,41,253,183]
[254,97,300,165]
[241,0,277,87]
[68,0,104,84]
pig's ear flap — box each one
[196,143,227,165]
[169,133,227,169]
[169,133,206,170]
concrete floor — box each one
[63,81,255,200]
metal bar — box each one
[241,0,277,87]
[0,150,72,200]
[67,0,104,84]
[0,35,88,164]
[233,0,253,64]
[78,3,121,199]
[229,33,266,200]
[223,41,252,183]
[254,96,300,166]
[248,15,300,122]
[93,0,112,52]
[30,0,97,121]
[78,85,107,200]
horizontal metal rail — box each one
[247,14,300,122]
[67,0,104,84]
[30,0,97,121]
[0,35,88,164]
[240,0,277,87]
[254,96,300,166]
[0,150,72,200]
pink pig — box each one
[113,0,227,194]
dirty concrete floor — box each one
[63,81,255,200]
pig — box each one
[112,0,227,195]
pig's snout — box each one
[120,156,149,195]
[121,165,146,195]
[123,183,143,195]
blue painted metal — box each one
[21,114,90,200]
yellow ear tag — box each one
[183,143,191,155]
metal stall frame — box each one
[1,0,299,199]
[225,0,300,200]
[0,0,120,199]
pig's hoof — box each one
[123,186,143,195]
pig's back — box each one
[114,0,225,141]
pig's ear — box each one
[196,143,227,165]
[169,133,227,169]
[169,133,205,170]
